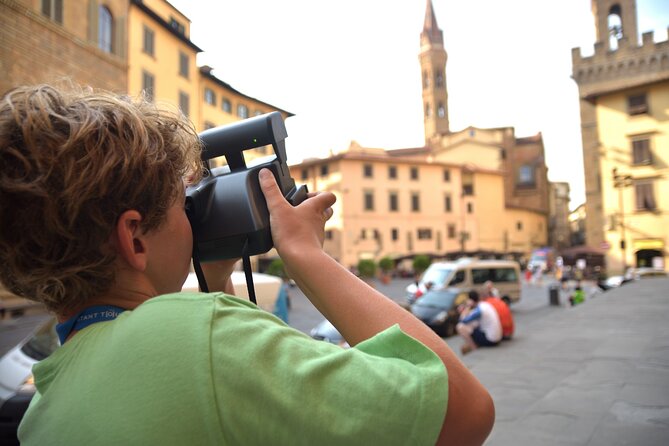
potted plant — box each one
[357,259,377,286]
[378,256,394,284]
[412,255,431,277]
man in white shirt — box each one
[456,290,502,355]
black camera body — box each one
[186,112,307,261]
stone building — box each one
[572,0,669,273]
[287,0,549,269]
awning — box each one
[633,239,665,251]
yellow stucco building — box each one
[572,0,669,274]
[1,0,292,135]
[288,0,549,270]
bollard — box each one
[549,284,560,306]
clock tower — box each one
[419,0,449,142]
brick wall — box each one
[0,0,127,95]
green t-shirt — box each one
[19,292,448,445]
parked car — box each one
[182,271,282,313]
[406,258,522,306]
[409,288,470,337]
[0,317,59,446]
[310,319,350,348]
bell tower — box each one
[591,0,639,51]
[419,0,449,142]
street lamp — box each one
[612,168,633,271]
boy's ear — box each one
[113,210,148,271]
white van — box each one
[406,258,522,304]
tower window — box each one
[518,165,536,187]
[435,71,444,88]
[628,94,648,115]
[438,103,445,118]
[423,70,429,89]
[425,103,431,118]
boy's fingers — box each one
[258,168,287,211]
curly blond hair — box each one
[0,84,203,313]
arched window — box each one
[237,104,249,119]
[423,70,429,89]
[425,103,431,118]
[437,103,445,118]
[435,71,444,88]
[99,6,113,53]
[607,5,622,50]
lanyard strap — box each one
[56,305,126,344]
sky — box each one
[169,0,669,209]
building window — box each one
[364,191,374,211]
[204,88,216,106]
[437,103,445,118]
[435,71,444,88]
[443,169,451,182]
[447,224,456,239]
[391,228,399,241]
[301,169,308,180]
[628,93,648,115]
[410,166,419,180]
[319,164,329,177]
[518,165,535,187]
[178,91,189,117]
[389,192,399,212]
[363,164,373,178]
[417,228,432,240]
[178,52,189,78]
[254,110,263,117]
[143,26,155,56]
[467,202,473,214]
[388,165,397,179]
[632,139,653,165]
[98,6,113,53]
[169,17,186,35]
[141,71,155,102]
[411,192,420,212]
[41,0,63,23]
[517,221,523,231]
[237,104,249,119]
[221,99,231,113]
[635,181,656,211]
[462,172,474,196]
[423,70,429,89]
[204,121,216,130]
[444,194,452,212]
[425,103,431,118]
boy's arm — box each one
[259,169,494,446]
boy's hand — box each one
[258,168,335,261]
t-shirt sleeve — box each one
[208,295,448,445]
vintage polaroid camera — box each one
[185,111,308,295]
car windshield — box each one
[21,319,59,361]
[421,267,453,288]
[418,289,459,307]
